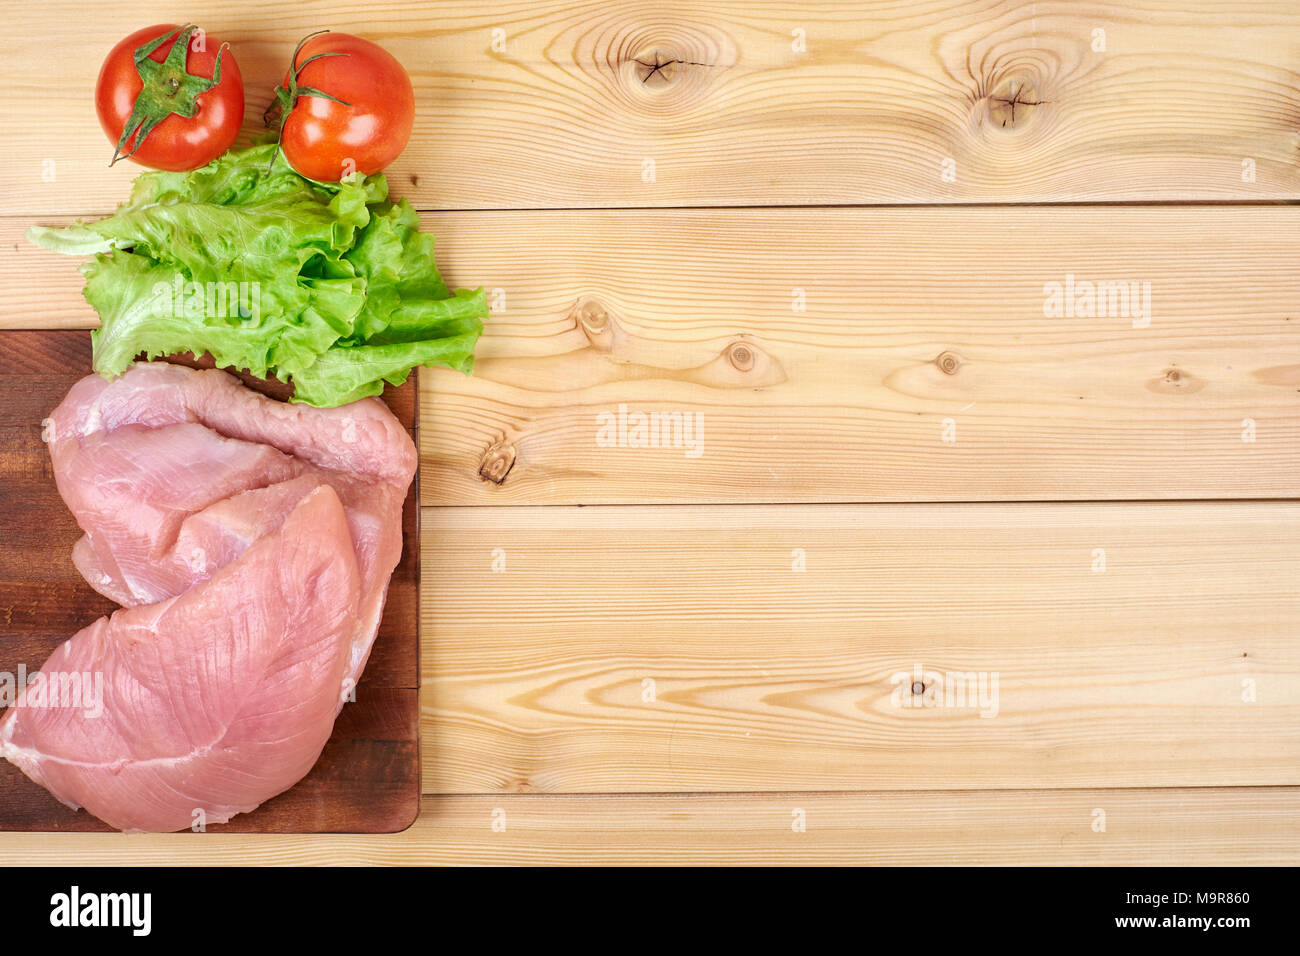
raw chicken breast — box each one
[0,486,361,832]
[0,362,416,831]
[44,362,416,695]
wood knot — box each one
[935,351,961,375]
[568,295,620,352]
[597,22,737,114]
[578,298,608,333]
[633,51,694,89]
[987,79,1045,129]
[479,440,517,485]
[1147,365,1205,395]
[726,341,755,372]
[697,337,786,389]
[966,50,1057,139]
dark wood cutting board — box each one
[0,331,419,833]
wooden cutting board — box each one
[0,331,420,833]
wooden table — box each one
[1,0,1298,864]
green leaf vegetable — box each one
[27,143,486,407]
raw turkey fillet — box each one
[45,362,416,692]
[0,486,360,832]
[0,363,416,832]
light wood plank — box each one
[418,502,1300,793]
[0,789,1295,865]
[414,207,1300,503]
[0,217,111,330]
[5,1,1300,215]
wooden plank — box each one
[0,788,1296,865]
[10,208,1300,503]
[0,331,420,833]
[5,1,1300,214]
[414,206,1300,503]
[418,502,1300,793]
[0,218,91,330]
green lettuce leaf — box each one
[27,144,485,407]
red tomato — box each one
[274,32,415,182]
[96,24,244,171]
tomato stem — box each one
[262,31,353,174]
[110,25,229,167]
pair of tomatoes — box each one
[95,24,415,181]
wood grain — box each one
[5,1,1300,214]
[418,502,1300,793]
[0,331,420,833]
[0,788,1297,865]
[413,207,1300,503]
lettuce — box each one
[28,144,485,407]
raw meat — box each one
[44,362,416,693]
[0,486,361,832]
[0,362,416,831]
